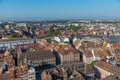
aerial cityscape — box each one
[0,0,120,80]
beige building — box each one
[5,25,10,30]
[17,44,56,67]
[83,50,94,64]
[95,61,120,79]
[54,43,80,65]
[16,65,36,80]
[16,23,27,28]
[58,50,80,64]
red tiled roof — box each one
[95,61,120,75]
[93,48,111,57]
[44,43,57,51]
[54,43,77,55]
[57,47,78,55]
[84,50,93,57]
[113,44,120,48]
[74,40,80,47]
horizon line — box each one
[0,16,120,21]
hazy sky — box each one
[0,0,120,20]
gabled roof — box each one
[84,50,93,57]
[93,48,111,57]
[95,61,120,75]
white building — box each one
[54,37,69,43]
[54,37,61,42]
[0,38,35,48]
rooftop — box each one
[54,43,79,55]
[93,47,111,57]
[84,50,93,57]
[95,61,120,75]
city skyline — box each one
[0,0,120,20]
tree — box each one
[48,27,59,36]
[10,33,18,38]
[90,60,97,68]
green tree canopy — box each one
[10,33,18,38]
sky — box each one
[0,0,120,20]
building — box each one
[92,48,111,61]
[17,44,56,67]
[79,37,103,49]
[35,29,47,37]
[16,23,27,28]
[102,75,120,80]
[69,69,85,80]
[68,22,79,26]
[73,38,82,49]
[95,61,120,79]
[0,61,6,75]
[19,67,36,80]
[41,67,85,80]
[5,25,10,30]
[54,36,69,43]
[3,54,15,69]
[114,53,120,65]
[41,71,52,80]
[54,43,80,65]
[81,37,102,43]
[0,38,35,48]
[0,49,15,70]
[0,67,15,80]
[83,50,94,64]
[15,65,36,80]
[42,62,94,80]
